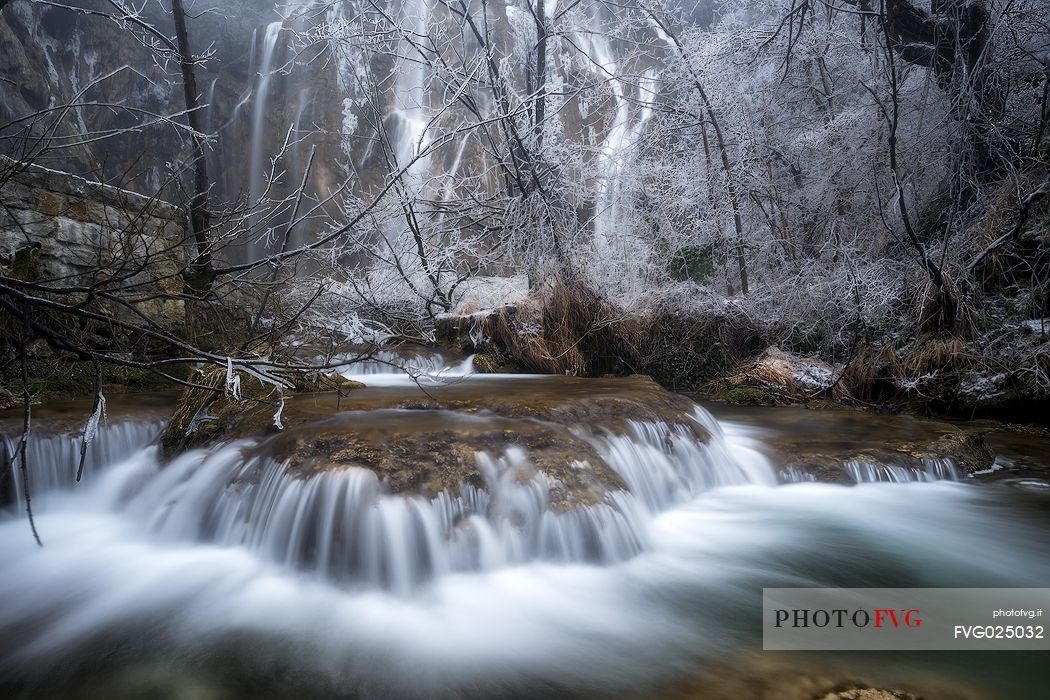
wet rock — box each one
[656,656,966,700]
[919,432,994,474]
[263,412,626,509]
[721,402,998,484]
[777,425,994,484]
[817,690,920,700]
[470,347,526,374]
[159,373,708,509]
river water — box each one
[1,363,1048,700]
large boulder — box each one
[719,346,837,405]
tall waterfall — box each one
[248,20,284,219]
[234,0,663,268]
[390,0,433,179]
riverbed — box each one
[1,370,1047,700]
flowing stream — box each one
[1,364,1048,699]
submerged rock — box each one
[778,428,995,484]
[715,401,997,484]
[658,656,967,700]
[818,690,921,700]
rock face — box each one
[0,162,187,324]
[2,0,663,266]
[0,0,278,195]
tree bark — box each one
[171,0,214,294]
[533,0,547,146]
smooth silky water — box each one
[1,360,1048,699]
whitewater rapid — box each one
[1,390,1048,699]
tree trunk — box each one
[172,0,214,294]
[533,0,547,146]
[887,0,996,181]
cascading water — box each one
[2,421,162,510]
[390,0,432,178]
[843,457,961,483]
[3,394,769,594]
[338,348,476,382]
[247,22,283,219]
[1,377,1048,699]
[241,0,321,263]
[571,6,659,295]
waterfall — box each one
[576,13,657,294]
[2,421,162,511]
[390,0,432,179]
[248,21,284,225]
[338,348,477,385]
[1,399,773,594]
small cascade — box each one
[843,457,961,483]
[339,349,476,386]
[0,398,773,594]
[84,407,762,593]
[584,412,776,513]
[390,0,432,178]
[2,421,162,510]
[0,381,1045,698]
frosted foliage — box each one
[54,0,1036,360]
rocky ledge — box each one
[158,369,708,509]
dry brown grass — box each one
[725,347,835,398]
[901,337,970,377]
[468,277,643,376]
[837,344,901,404]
